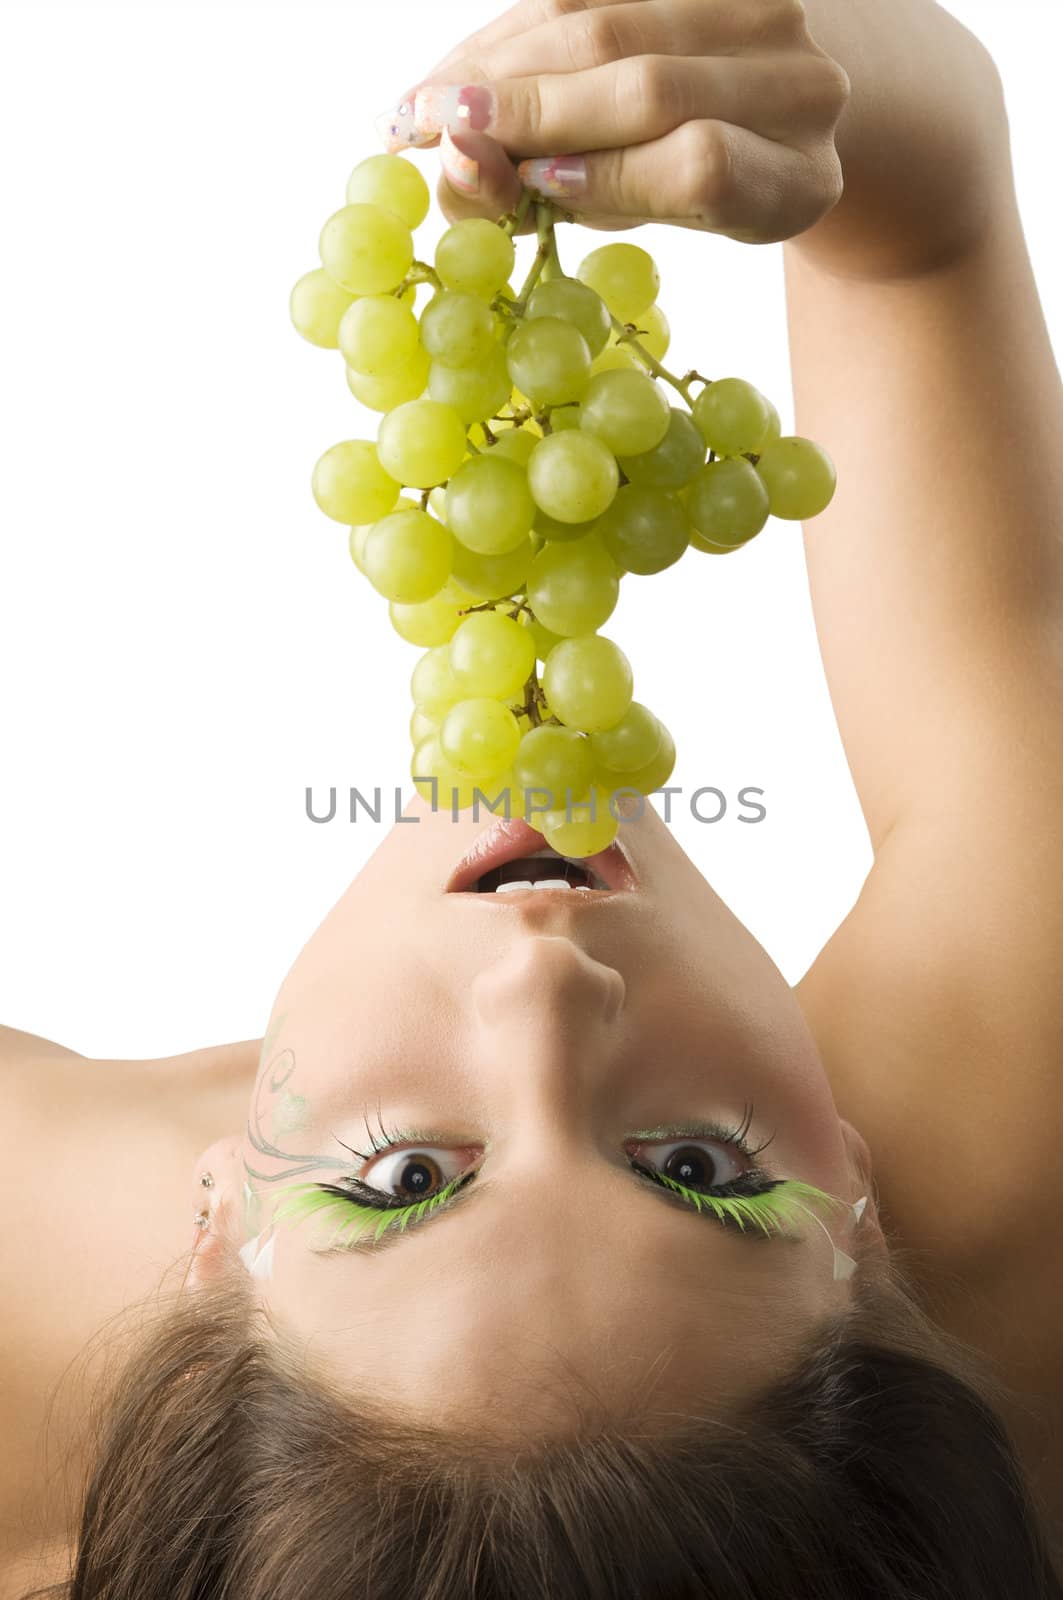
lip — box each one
[445,815,638,895]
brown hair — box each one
[19,1231,1063,1600]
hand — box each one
[378,0,851,244]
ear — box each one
[185,1134,248,1293]
[838,1118,891,1266]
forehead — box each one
[260,1182,837,1429]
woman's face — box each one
[222,795,877,1436]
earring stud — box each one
[199,1171,215,1188]
[193,1209,211,1231]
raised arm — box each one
[782,0,1063,851]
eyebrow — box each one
[310,1167,794,1258]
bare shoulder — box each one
[795,707,1063,1268]
[0,1022,85,1068]
[0,1033,261,1576]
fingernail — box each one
[516,156,587,199]
[440,127,479,195]
[414,83,496,138]
[375,95,435,153]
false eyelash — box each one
[629,1163,846,1240]
[271,1172,472,1248]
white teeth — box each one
[495,880,533,893]
[533,878,572,890]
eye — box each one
[625,1136,750,1192]
[360,1144,480,1201]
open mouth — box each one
[446,818,636,896]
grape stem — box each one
[499,189,535,238]
[609,314,710,408]
[394,261,442,295]
[502,200,565,344]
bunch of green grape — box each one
[290,153,837,858]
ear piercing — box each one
[193,1171,215,1233]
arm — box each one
[783,6,1063,1257]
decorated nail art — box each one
[517,156,587,200]
[414,84,496,139]
[375,97,431,154]
[440,127,479,195]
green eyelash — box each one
[271,1175,468,1248]
[270,1170,849,1253]
[646,1173,848,1238]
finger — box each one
[398,52,845,161]
[416,0,650,85]
[436,127,528,228]
[515,119,845,245]
[378,0,662,151]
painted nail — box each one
[516,156,587,200]
[414,83,496,139]
[375,96,435,153]
[440,127,479,195]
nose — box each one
[471,935,626,1030]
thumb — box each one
[516,120,837,244]
[437,126,528,230]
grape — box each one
[597,718,675,795]
[490,427,539,466]
[618,408,705,491]
[523,614,566,662]
[338,295,420,376]
[391,580,471,647]
[525,277,611,358]
[577,243,659,322]
[589,702,660,772]
[549,406,584,434]
[450,610,536,700]
[527,432,620,524]
[451,535,535,599]
[543,634,633,733]
[757,402,782,451]
[685,458,770,548]
[346,349,430,411]
[533,507,599,543]
[349,523,371,573]
[632,303,670,362]
[541,788,620,857]
[446,455,535,555]
[527,535,620,635]
[319,204,414,296]
[412,734,504,810]
[410,707,438,746]
[428,347,511,424]
[441,698,521,773]
[436,219,515,299]
[345,153,430,229]
[377,399,467,488]
[420,290,497,368]
[692,378,772,457]
[589,343,643,377]
[506,317,591,406]
[596,485,690,575]
[513,724,594,809]
[411,644,463,719]
[579,369,670,457]
[312,440,400,525]
[290,269,356,349]
[363,508,452,603]
[754,437,837,519]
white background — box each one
[1,0,1059,1059]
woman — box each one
[4,0,1063,1594]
